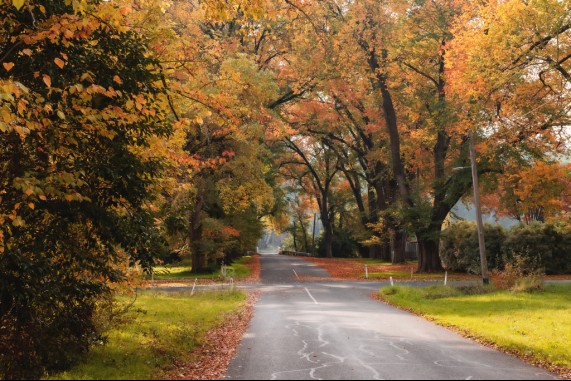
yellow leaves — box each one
[113,75,123,85]
[81,72,94,83]
[12,0,25,11]
[68,83,84,95]
[134,94,147,110]
[11,216,25,227]
[3,62,15,72]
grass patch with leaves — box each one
[49,290,246,380]
[378,284,571,376]
[303,257,478,281]
[149,256,254,281]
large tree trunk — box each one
[417,239,443,273]
[416,223,444,272]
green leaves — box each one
[0,1,169,378]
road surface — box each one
[225,254,559,380]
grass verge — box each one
[302,257,478,281]
[49,290,247,380]
[149,256,255,281]
[378,284,571,378]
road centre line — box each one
[304,287,319,304]
[292,268,300,280]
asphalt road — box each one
[225,254,560,380]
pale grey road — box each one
[225,254,559,380]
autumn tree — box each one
[147,0,287,273]
[0,0,170,378]
[279,134,340,258]
[449,0,571,227]
[285,192,316,253]
[276,0,464,269]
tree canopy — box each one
[1,0,571,377]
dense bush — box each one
[317,228,360,258]
[502,223,571,275]
[440,221,571,275]
[439,221,506,274]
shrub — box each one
[502,223,571,275]
[317,228,360,258]
[490,254,545,292]
[439,221,506,274]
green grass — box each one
[349,258,417,266]
[379,284,571,369]
[49,290,246,380]
[368,271,412,278]
[149,256,253,281]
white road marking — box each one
[305,287,319,304]
[293,268,300,280]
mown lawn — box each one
[49,290,246,380]
[148,256,254,281]
[378,284,571,372]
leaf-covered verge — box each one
[376,284,571,380]
[48,290,258,380]
[301,257,480,281]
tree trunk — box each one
[392,231,407,264]
[324,225,333,258]
[379,243,391,261]
[367,184,385,260]
[292,221,298,252]
[190,189,209,274]
[359,244,370,258]
[416,235,443,273]
[301,219,309,253]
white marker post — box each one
[191,278,197,296]
[444,271,448,286]
[365,264,368,279]
[390,276,394,287]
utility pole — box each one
[469,132,490,285]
